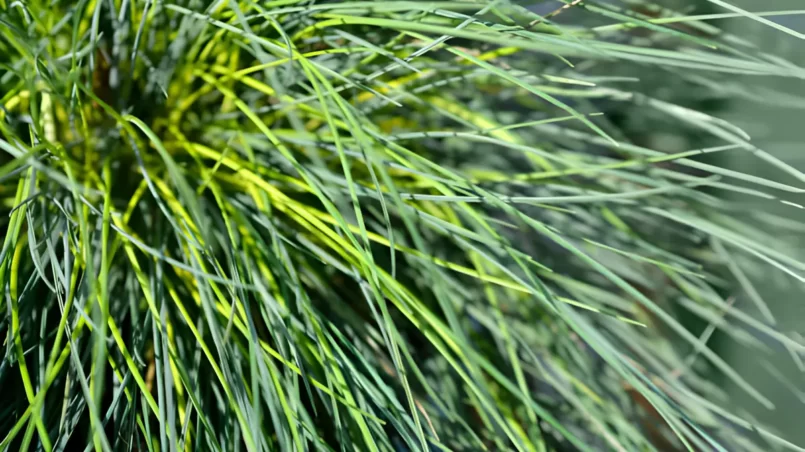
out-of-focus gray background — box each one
[532,0,805,445]
[639,0,805,444]
[718,0,805,445]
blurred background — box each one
[532,0,805,445]
[718,0,805,445]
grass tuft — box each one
[1,0,804,450]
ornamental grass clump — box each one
[2,0,805,450]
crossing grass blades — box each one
[1,0,805,450]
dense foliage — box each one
[1,0,804,450]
